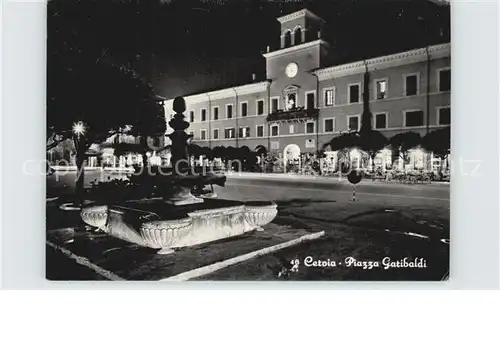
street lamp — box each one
[72,121,86,136]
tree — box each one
[213,146,227,162]
[421,126,450,159]
[421,126,450,172]
[359,130,388,170]
[244,152,259,171]
[238,146,251,163]
[47,57,165,204]
[327,132,360,172]
[225,146,238,161]
[328,132,360,151]
[188,144,203,159]
[388,132,422,169]
[201,147,213,161]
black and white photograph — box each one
[46,0,451,281]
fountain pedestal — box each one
[163,183,204,206]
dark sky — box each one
[48,0,450,99]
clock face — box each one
[286,62,298,78]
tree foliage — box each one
[187,144,203,158]
[112,141,151,158]
[47,57,165,152]
[328,132,360,151]
[388,132,422,155]
[421,126,450,159]
[213,146,227,161]
[359,130,388,158]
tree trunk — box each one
[141,136,149,171]
[401,150,407,171]
[73,135,86,206]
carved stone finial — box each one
[173,96,186,114]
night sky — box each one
[48,0,450,99]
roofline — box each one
[314,43,450,80]
[277,9,325,24]
[164,80,271,105]
[262,39,330,59]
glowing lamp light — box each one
[350,148,361,159]
[412,148,424,158]
[72,121,86,135]
[381,148,391,156]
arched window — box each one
[284,30,291,48]
[294,27,302,45]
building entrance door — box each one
[283,144,301,172]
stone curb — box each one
[46,240,126,281]
[161,230,325,281]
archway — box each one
[283,30,292,48]
[255,145,267,156]
[294,27,302,45]
[254,145,267,167]
[283,144,301,171]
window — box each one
[375,79,388,100]
[239,126,250,138]
[241,102,248,117]
[348,84,360,103]
[271,97,279,113]
[271,125,279,136]
[306,92,315,109]
[200,129,207,140]
[374,113,387,129]
[405,110,424,127]
[294,27,302,45]
[438,107,451,125]
[201,108,206,121]
[213,106,219,120]
[324,88,335,106]
[348,116,359,131]
[284,30,291,48]
[213,129,219,140]
[257,125,264,137]
[224,128,235,139]
[324,118,335,132]
[271,141,280,150]
[289,125,294,134]
[257,100,264,115]
[306,122,315,134]
[439,68,451,92]
[286,93,297,110]
[189,111,194,122]
[226,104,233,119]
[405,74,419,96]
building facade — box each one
[164,9,450,169]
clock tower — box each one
[263,9,331,111]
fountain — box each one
[80,96,277,254]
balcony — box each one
[266,107,319,124]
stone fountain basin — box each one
[80,199,277,252]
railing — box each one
[266,107,319,123]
